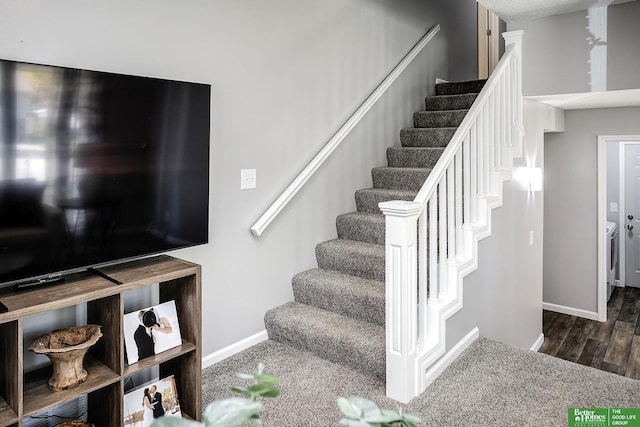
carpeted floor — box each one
[202,338,640,426]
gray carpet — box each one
[202,338,640,426]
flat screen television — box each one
[0,58,210,288]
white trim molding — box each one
[423,327,479,390]
[530,333,544,352]
[202,330,268,369]
[542,302,598,321]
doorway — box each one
[598,136,640,320]
[478,3,501,79]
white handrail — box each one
[414,43,517,205]
[251,24,441,237]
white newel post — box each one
[380,200,422,403]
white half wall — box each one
[0,0,479,358]
[445,99,564,351]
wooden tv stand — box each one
[0,255,202,426]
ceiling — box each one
[479,0,637,22]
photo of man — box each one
[124,300,182,364]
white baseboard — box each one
[530,333,544,352]
[435,77,449,84]
[614,280,623,288]
[423,327,479,389]
[542,302,599,321]
[202,330,268,369]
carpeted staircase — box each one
[264,79,486,380]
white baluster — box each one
[503,30,524,149]
[463,135,471,226]
[418,208,428,342]
[438,179,448,299]
[428,193,438,303]
[455,151,463,257]
[447,162,455,261]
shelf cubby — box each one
[0,255,202,426]
[22,356,120,418]
[0,394,18,427]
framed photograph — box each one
[124,300,182,364]
[123,375,182,426]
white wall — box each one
[508,1,640,96]
[0,0,478,358]
[544,107,640,314]
[446,99,564,350]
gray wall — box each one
[544,107,640,313]
[508,1,640,96]
[0,0,479,358]
[446,99,564,350]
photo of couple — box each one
[123,300,183,364]
[123,375,182,426]
[142,384,165,420]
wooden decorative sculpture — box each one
[29,325,103,391]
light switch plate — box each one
[241,169,256,190]
[610,202,618,213]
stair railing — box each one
[380,30,524,403]
[251,25,440,237]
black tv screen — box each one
[0,58,210,286]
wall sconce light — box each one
[515,167,543,192]
[528,167,543,192]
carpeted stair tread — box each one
[355,188,418,214]
[400,128,457,147]
[425,93,477,111]
[264,301,385,378]
[435,79,486,96]
[387,147,444,168]
[292,268,385,326]
[372,167,430,191]
[316,239,385,281]
[336,212,385,245]
[260,78,482,386]
[414,109,467,128]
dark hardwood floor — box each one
[539,286,640,380]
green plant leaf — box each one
[203,398,264,427]
[247,383,277,395]
[253,374,279,386]
[346,396,382,419]
[235,373,254,380]
[402,414,421,423]
[337,397,362,419]
[380,409,400,417]
[258,387,280,398]
[230,386,251,398]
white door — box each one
[624,144,640,287]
